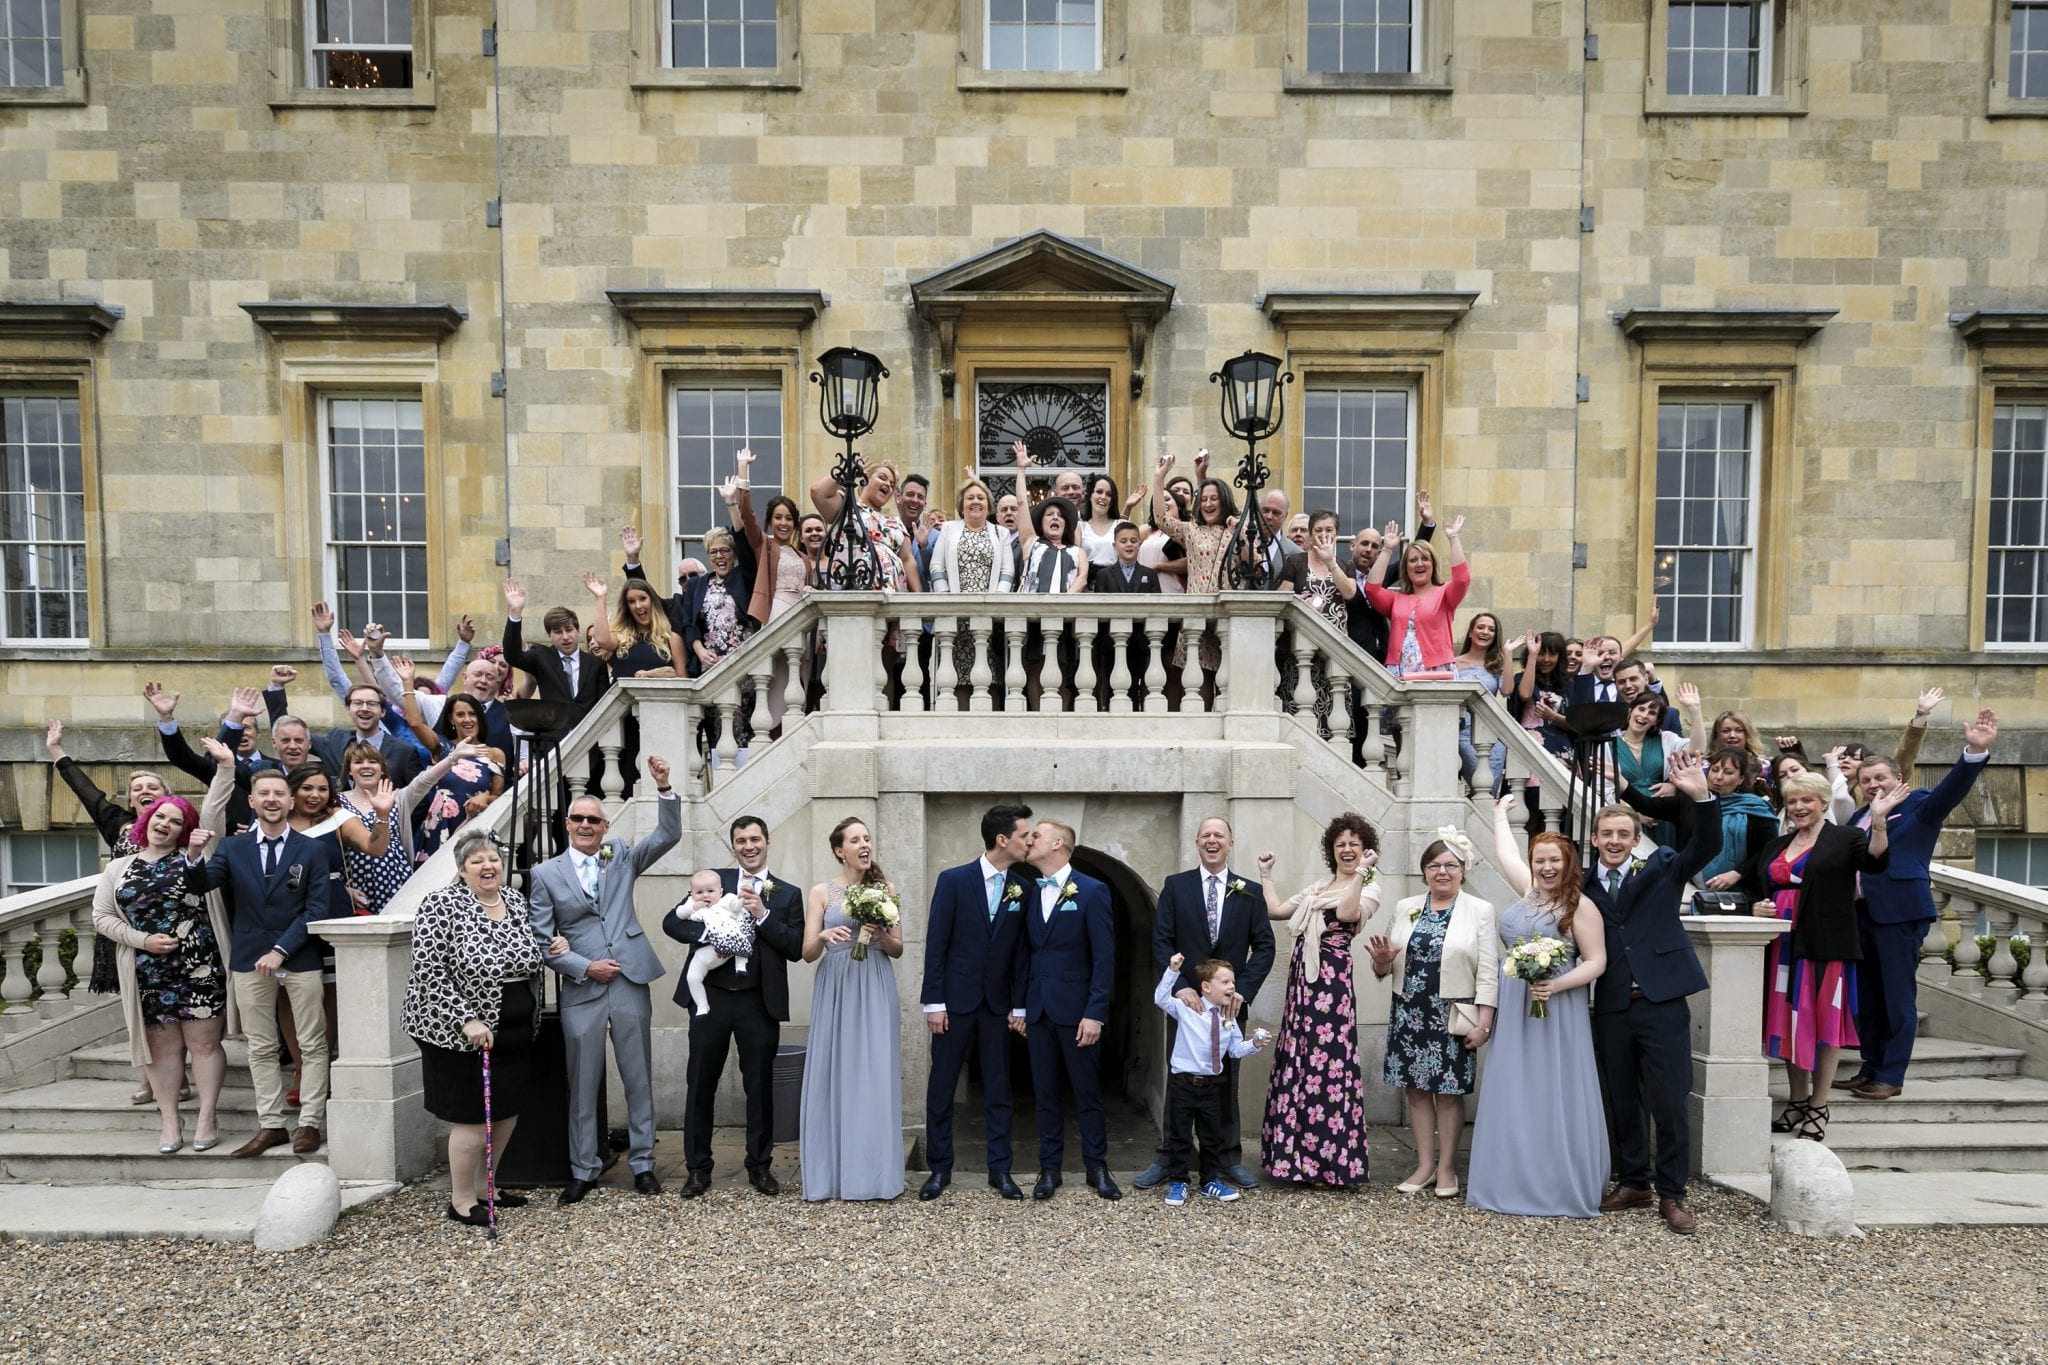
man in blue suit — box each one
[1585,750,1719,1235]
[183,769,337,1158]
[917,801,1035,1202]
[1021,818,1120,1201]
[1845,708,1999,1099]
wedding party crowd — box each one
[50,443,2001,1234]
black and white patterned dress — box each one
[403,882,544,1124]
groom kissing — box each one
[918,802,1035,1201]
[1022,819,1119,1201]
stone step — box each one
[1713,1168,2048,1226]
[1820,1121,2048,1173]
[0,1178,399,1243]
[1767,1075,2048,1125]
[0,1079,264,1132]
[0,1129,325,1183]
[1768,1036,2023,1081]
[70,1040,257,1085]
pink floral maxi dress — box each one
[1258,904,1369,1185]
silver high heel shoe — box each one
[158,1135,185,1155]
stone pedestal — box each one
[1685,915,1790,1180]
[310,916,437,1184]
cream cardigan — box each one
[91,761,240,1066]
[1370,892,1501,1008]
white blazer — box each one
[928,520,1017,593]
[1370,892,1500,1008]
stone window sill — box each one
[1282,72,1452,95]
[956,65,1128,93]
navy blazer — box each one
[501,617,610,726]
[1854,753,1988,925]
[1565,676,1685,736]
[185,829,337,973]
[1087,562,1161,594]
[920,860,1031,1017]
[662,867,806,1021]
[1023,869,1114,1027]
[1586,796,1722,1012]
[1151,867,1275,1006]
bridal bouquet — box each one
[1505,935,1572,1019]
[842,883,900,961]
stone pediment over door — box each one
[910,230,1175,397]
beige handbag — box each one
[1447,1002,1483,1037]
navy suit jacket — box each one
[1586,796,1722,1012]
[1151,867,1275,1006]
[1023,869,1114,1027]
[920,860,1031,1017]
[1855,753,1988,925]
[186,829,337,973]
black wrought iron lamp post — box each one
[810,345,889,590]
[1213,349,1293,590]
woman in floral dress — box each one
[1276,509,1357,735]
[808,457,921,591]
[685,527,758,760]
[1151,450,1242,674]
[1256,812,1380,1187]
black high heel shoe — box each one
[1796,1103,1830,1144]
[1771,1099,1812,1134]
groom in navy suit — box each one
[918,802,1035,1202]
[1021,818,1121,1201]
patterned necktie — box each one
[1606,867,1621,896]
[1209,1008,1222,1074]
[987,872,1002,923]
[1205,874,1221,941]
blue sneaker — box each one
[1164,1181,1188,1207]
[1200,1180,1242,1203]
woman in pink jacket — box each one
[1363,514,1470,676]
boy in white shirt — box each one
[1154,953,1267,1207]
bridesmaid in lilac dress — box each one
[1466,795,1612,1217]
[1256,813,1381,1187]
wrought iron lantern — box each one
[1213,349,1293,590]
[809,346,890,590]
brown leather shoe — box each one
[232,1127,290,1158]
[1850,1080,1902,1100]
[291,1126,323,1154]
[1660,1198,1696,1234]
[1599,1185,1654,1213]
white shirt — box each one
[1036,863,1072,922]
[923,856,1009,1015]
[1154,969,1257,1076]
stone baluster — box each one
[34,918,70,1009]
[1213,617,1231,701]
[1984,908,2021,1004]
[1290,634,1318,717]
[782,639,808,720]
[968,614,994,713]
[596,714,626,809]
[1141,616,1168,714]
[1950,899,1984,983]
[748,658,775,742]
[70,903,96,996]
[1003,614,1027,710]
[933,623,958,713]
[1073,614,1099,715]
[873,632,891,713]
[0,928,35,1021]
[1107,616,1134,715]
[1357,692,1383,775]
[898,610,926,713]
[2022,913,2048,1006]
[1325,655,1351,742]
[1179,615,1204,713]
[1037,618,1062,712]
[1920,916,1949,962]
[713,691,740,777]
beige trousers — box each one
[233,969,330,1130]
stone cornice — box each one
[1259,291,1479,333]
[240,302,467,342]
[605,289,828,331]
[1615,307,1836,345]
[0,301,123,341]
[1949,310,2048,346]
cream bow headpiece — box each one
[1430,826,1476,865]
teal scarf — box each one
[1703,793,1776,882]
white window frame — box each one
[1665,0,1772,99]
[668,379,786,563]
[1651,396,1761,650]
[1985,396,2048,650]
[0,390,88,646]
[1299,380,1417,537]
[1996,0,2048,112]
[0,0,63,90]
[984,0,1100,73]
[1304,0,1423,77]
[1645,0,1806,117]
[1,830,98,895]
[318,392,431,647]
[664,0,780,70]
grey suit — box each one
[529,794,682,1179]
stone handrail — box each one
[1928,862,2048,1011]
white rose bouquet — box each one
[1504,935,1573,1019]
[842,883,900,962]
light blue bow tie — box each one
[1036,877,1059,888]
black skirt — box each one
[418,979,536,1125]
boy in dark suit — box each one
[183,770,337,1157]
[1088,522,1160,707]
[499,576,610,726]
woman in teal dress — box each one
[1614,692,1683,847]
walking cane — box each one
[481,1044,497,1240]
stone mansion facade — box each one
[2,0,2047,886]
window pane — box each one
[0,394,86,641]
[1300,385,1410,540]
[672,382,784,555]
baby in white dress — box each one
[678,869,756,1015]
